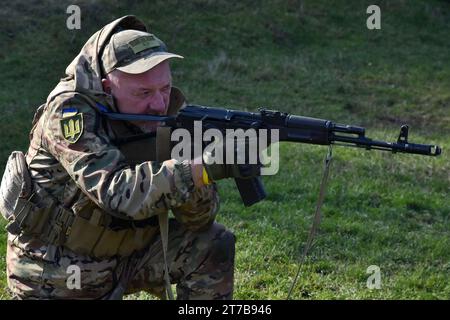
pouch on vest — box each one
[63,196,159,259]
[0,151,33,221]
[0,151,56,235]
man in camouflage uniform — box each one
[2,15,253,300]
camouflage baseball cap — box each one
[101,29,183,75]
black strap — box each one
[108,215,159,231]
[111,132,156,145]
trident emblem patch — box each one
[60,113,83,143]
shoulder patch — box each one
[60,113,83,143]
[62,107,79,118]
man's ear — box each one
[102,78,112,94]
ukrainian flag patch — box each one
[62,107,79,118]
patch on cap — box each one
[129,35,160,54]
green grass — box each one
[0,0,449,299]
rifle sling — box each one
[287,146,333,299]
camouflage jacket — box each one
[10,15,219,258]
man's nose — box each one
[147,91,167,114]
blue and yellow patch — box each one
[62,107,79,118]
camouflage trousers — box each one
[6,220,235,300]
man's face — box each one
[102,61,172,132]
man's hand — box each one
[203,160,262,181]
[191,135,263,187]
[190,159,205,188]
[190,158,261,188]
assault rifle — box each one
[101,104,442,206]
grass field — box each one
[0,0,449,299]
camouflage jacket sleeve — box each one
[171,183,220,232]
[41,94,194,220]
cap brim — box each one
[116,52,184,74]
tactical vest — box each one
[0,88,185,260]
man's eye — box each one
[137,91,151,97]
